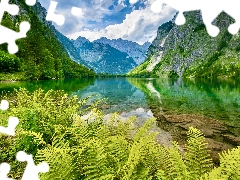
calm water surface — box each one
[1,77,240,134]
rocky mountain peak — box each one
[129,10,240,79]
[94,37,150,65]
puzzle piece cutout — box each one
[46,1,65,26]
[0,22,30,54]
[46,1,83,26]
[0,100,17,179]
[0,152,50,180]
[132,0,240,37]
[0,100,9,111]
[0,100,19,136]
[0,163,14,180]
[0,100,49,179]
[0,116,19,136]
[0,0,36,54]
[16,151,49,180]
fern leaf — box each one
[202,146,240,180]
[184,127,213,179]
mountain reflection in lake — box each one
[1,77,240,161]
[72,78,148,114]
[1,77,240,130]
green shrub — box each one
[0,51,21,73]
[0,89,239,179]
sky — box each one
[38,0,176,45]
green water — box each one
[1,77,240,134]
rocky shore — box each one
[154,112,240,165]
[104,107,240,165]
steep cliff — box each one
[128,11,240,79]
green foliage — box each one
[202,147,240,179]
[0,89,239,179]
[96,73,127,77]
[184,127,213,179]
[130,11,240,79]
[0,0,95,81]
[0,50,21,73]
[194,24,206,32]
[127,56,152,77]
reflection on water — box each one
[0,78,240,127]
[0,78,95,95]
[1,77,240,133]
[1,77,239,162]
[129,78,240,139]
[129,78,240,127]
[72,78,148,114]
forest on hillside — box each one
[0,0,95,81]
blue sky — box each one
[38,0,176,44]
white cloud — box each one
[67,4,176,44]
[40,0,114,23]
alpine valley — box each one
[0,0,150,79]
[57,36,151,75]
[1,1,240,179]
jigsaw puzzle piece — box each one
[150,0,222,36]
[0,100,9,111]
[25,0,36,6]
[201,8,220,37]
[0,100,19,136]
[228,12,240,35]
[0,116,19,136]
[150,0,197,26]
[0,163,14,180]
[0,0,19,21]
[16,151,49,180]
[215,0,240,35]
[0,163,13,180]
[0,21,30,54]
[46,1,65,26]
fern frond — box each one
[80,139,115,180]
[163,142,189,180]
[184,127,213,178]
[36,135,76,180]
[106,113,136,138]
[202,146,240,180]
[155,169,167,180]
[119,131,158,179]
[21,130,46,146]
[133,118,156,142]
[105,135,130,171]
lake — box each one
[1,77,240,162]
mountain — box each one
[94,37,150,65]
[69,37,137,74]
[0,0,95,81]
[128,11,240,79]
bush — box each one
[0,89,239,179]
[0,50,21,73]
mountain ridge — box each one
[128,11,240,79]
[93,37,150,65]
[72,37,137,74]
